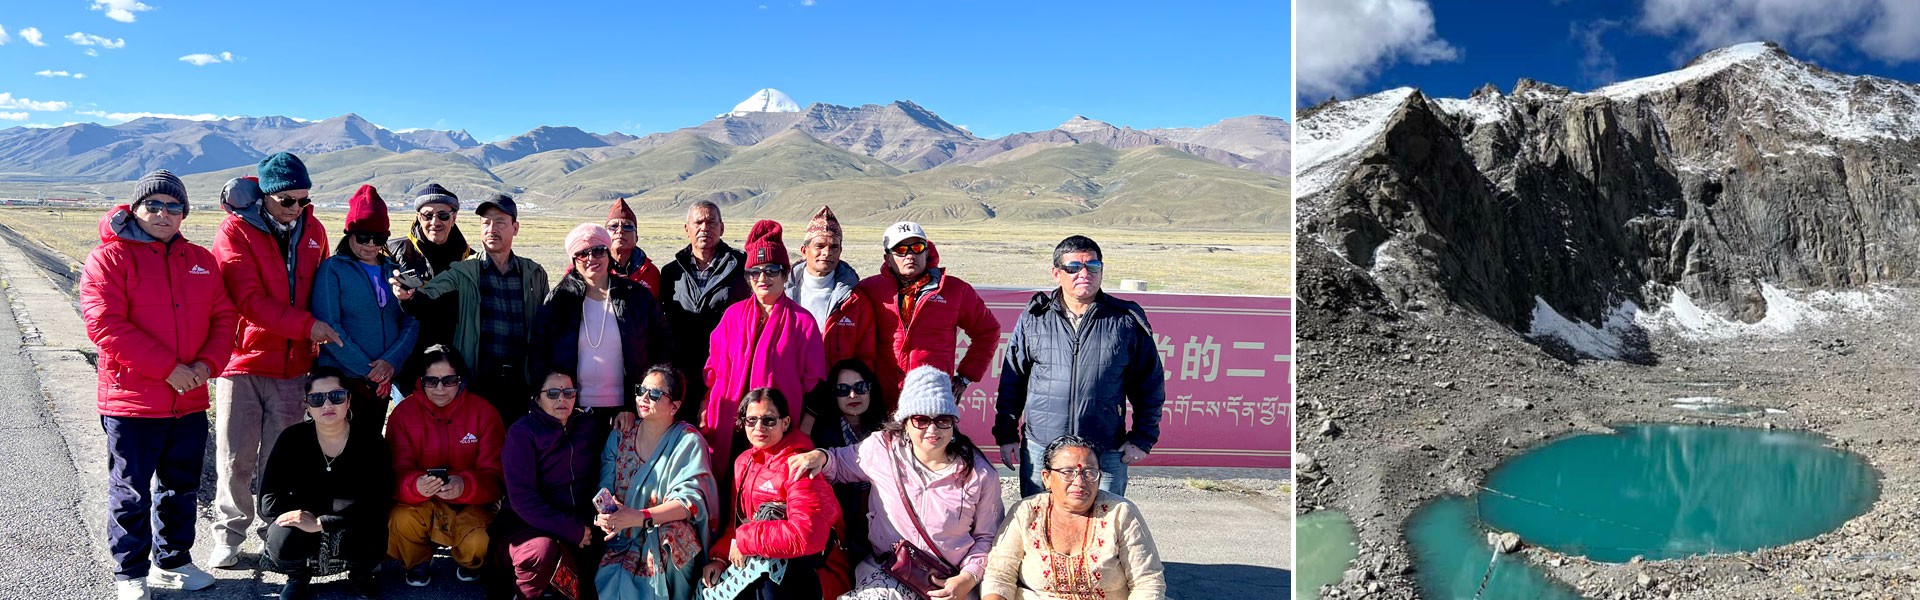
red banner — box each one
[952,289,1293,469]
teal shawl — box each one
[595,421,717,599]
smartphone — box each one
[426,468,449,483]
[593,488,619,514]
[395,269,425,289]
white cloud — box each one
[19,27,45,47]
[91,0,154,23]
[801,0,816,5]
[1297,0,1459,101]
[66,32,126,49]
[0,93,70,112]
[34,70,82,78]
[1573,19,1624,85]
[0,25,9,46]
[75,109,232,122]
[1638,0,1920,63]
[84,49,98,57]
[178,51,233,66]
[74,73,86,79]
[0,112,28,121]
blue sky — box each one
[0,1,1288,141]
[1297,0,1920,109]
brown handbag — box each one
[882,434,960,599]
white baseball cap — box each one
[881,221,929,249]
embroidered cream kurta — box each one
[983,490,1166,600]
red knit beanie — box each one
[345,185,390,234]
[607,197,637,222]
[743,220,790,271]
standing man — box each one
[784,205,872,369]
[856,221,1000,397]
[209,153,340,568]
[393,194,548,420]
[994,235,1165,496]
[657,200,749,423]
[386,183,473,396]
[605,197,661,298]
[81,170,236,599]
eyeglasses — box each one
[745,264,786,278]
[605,222,637,232]
[138,200,186,216]
[540,387,579,400]
[1057,260,1104,275]
[889,241,928,257]
[1046,467,1103,482]
[738,415,784,429]
[907,415,957,430]
[304,389,350,408]
[273,194,312,208]
[634,386,670,403]
[573,246,609,260]
[835,381,872,397]
[418,210,453,222]
[351,233,389,246]
[421,374,462,389]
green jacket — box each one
[416,253,549,386]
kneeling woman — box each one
[497,371,606,599]
[595,365,719,599]
[982,435,1166,600]
[260,367,393,599]
[702,388,844,598]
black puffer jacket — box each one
[993,290,1166,454]
[533,271,674,411]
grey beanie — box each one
[412,183,459,212]
[133,170,188,217]
[892,365,960,422]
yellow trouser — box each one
[387,500,493,569]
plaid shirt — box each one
[477,257,527,371]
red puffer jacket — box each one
[712,432,842,561]
[386,388,506,506]
[80,206,239,418]
[211,205,328,378]
[856,243,1002,393]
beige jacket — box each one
[982,490,1167,600]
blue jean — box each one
[1019,440,1127,497]
[103,411,208,580]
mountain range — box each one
[0,97,1287,229]
[1296,42,1920,354]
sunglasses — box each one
[605,222,637,232]
[835,381,872,397]
[888,241,928,257]
[540,387,579,400]
[573,246,609,260]
[738,415,784,429]
[421,374,462,389]
[634,385,670,403]
[138,200,186,216]
[418,210,454,222]
[1046,467,1102,482]
[745,264,786,278]
[304,389,350,408]
[1057,260,1104,275]
[907,415,957,430]
[274,194,312,208]
[351,233,389,246]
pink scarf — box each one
[701,295,826,463]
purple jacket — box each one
[500,407,603,544]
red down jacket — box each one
[80,206,239,418]
[386,388,505,506]
[211,204,328,379]
[711,431,842,561]
[856,242,1002,393]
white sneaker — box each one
[152,563,216,591]
[208,543,240,569]
[115,579,151,600]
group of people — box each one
[80,151,1173,600]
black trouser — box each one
[342,378,390,439]
[262,510,385,577]
[473,366,530,422]
[102,412,206,580]
[739,565,821,600]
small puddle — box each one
[1480,424,1879,562]
[1407,496,1580,600]
[1668,397,1786,418]
[1295,511,1358,600]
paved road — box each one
[0,227,1291,599]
